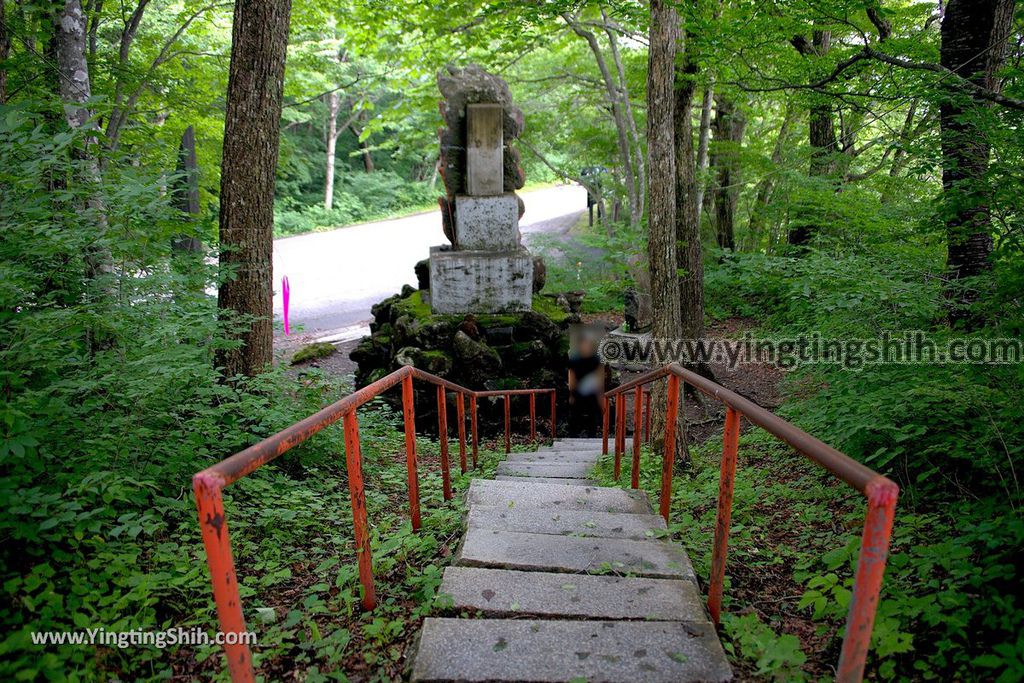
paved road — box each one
[273,184,587,336]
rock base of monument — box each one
[351,287,571,434]
[429,245,533,314]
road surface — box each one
[273,184,586,338]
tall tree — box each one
[562,9,643,228]
[674,37,707,345]
[0,0,9,104]
[694,85,714,223]
[789,30,839,247]
[939,0,1015,325]
[710,95,747,251]
[352,120,375,173]
[324,89,341,209]
[55,0,111,286]
[747,100,796,247]
[216,0,293,377]
[647,0,686,461]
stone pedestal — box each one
[456,193,520,250]
[430,246,533,314]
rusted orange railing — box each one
[475,388,556,453]
[604,363,897,683]
[192,365,554,682]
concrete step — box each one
[456,527,697,580]
[529,446,602,454]
[495,475,595,486]
[466,479,651,514]
[503,451,600,463]
[468,505,666,540]
[411,618,732,682]
[546,440,627,450]
[439,567,708,621]
[496,462,594,478]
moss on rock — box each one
[291,342,337,365]
[532,294,570,324]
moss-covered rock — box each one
[352,287,573,433]
[291,342,337,365]
[533,293,570,324]
[395,346,454,377]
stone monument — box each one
[428,65,533,314]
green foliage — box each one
[533,214,638,313]
[722,613,807,681]
[704,248,943,336]
[0,97,507,679]
[704,248,1024,497]
[274,171,436,237]
[592,431,1023,681]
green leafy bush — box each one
[273,171,435,237]
[0,105,481,680]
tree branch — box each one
[737,45,1024,112]
[518,137,584,186]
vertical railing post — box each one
[343,410,376,610]
[437,386,452,501]
[470,395,479,468]
[835,480,899,683]
[618,392,627,456]
[504,392,511,454]
[456,392,467,474]
[529,393,536,442]
[708,406,740,623]
[613,394,622,480]
[549,390,556,440]
[644,390,652,443]
[659,374,680,521]
[193,475,254,683]
[601,396,609,455]
[631,385,642,489]
[401,373,422,531]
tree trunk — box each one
[694,84,714,224]
[55,0,111,285]
[216,0,292,378]
[563,13,640,228]
[747,100,795,247]
[940,0,1014,326]
[789,30,838,248]
[171,125,203,254]
[0,0,10,104]
[360,139,374,172]
[352,124,375,173]
[711,95,747,251]
[324,91,339,210]
[602,8,645,220]
[647,0,686,464]
[674,48,705,343]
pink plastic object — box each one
[282,276,291,336]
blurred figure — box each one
[568,325,606,437]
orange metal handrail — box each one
[192,365,554,682]
[474,388,556,453]
[603,363,898,683]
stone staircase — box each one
[411,438,732,682]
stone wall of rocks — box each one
[351,286,574,434]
